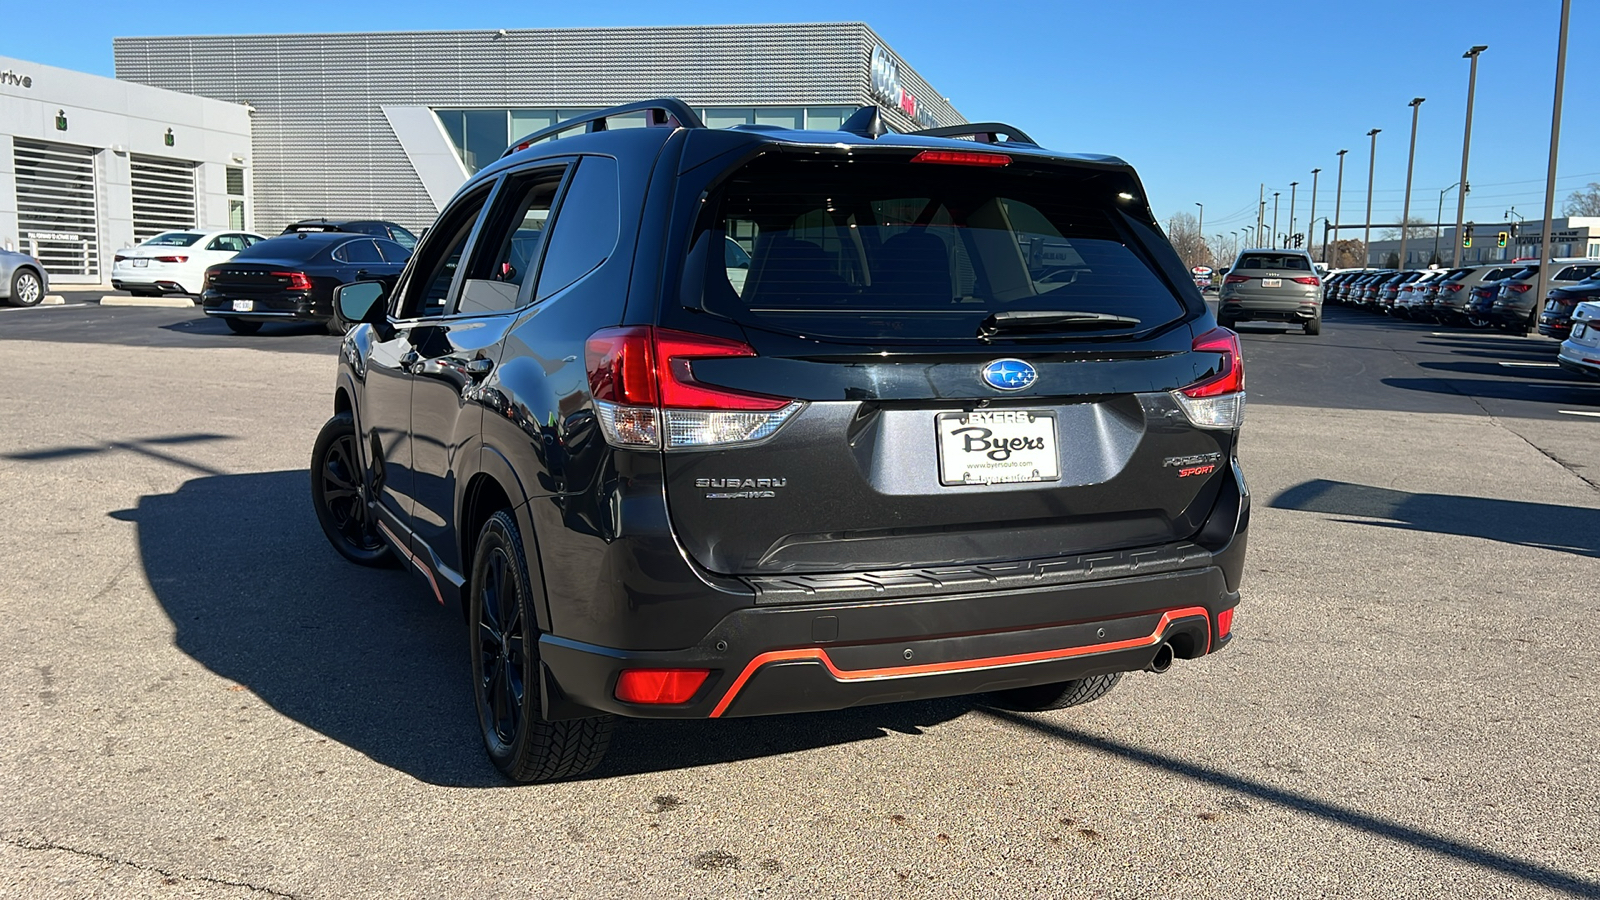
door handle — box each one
[355,269,370,279]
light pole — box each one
[1533,0,1571,333]
[1272,192,1280,248]
[1215,233,1226,268]
[1195,202,1204,264]
[1289,181,1299,247]
[1257,184,1265,247]
[1333,149,1348,266]
[1231,230,1239,260]
[1364,129,1381,268]
[1398,97,1425,271]
[1453,45,1488,268]
[1308,168,1321,256]
[1433,182,1460,265]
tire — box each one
[1304,314,1322,335]
[985,673,1122,712]
[324,319,348,336]
[8,268,44,307]
[223,317,262,335]
[130,288,160,298]
[310,412,394,567]
[469,510,613,782]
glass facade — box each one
[435,107,860,174]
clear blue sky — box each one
[12,0,1597,239]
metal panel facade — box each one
[114,24,964,232]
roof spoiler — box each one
[910,123,1038,146]
[502,99,706,158]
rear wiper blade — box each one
[979,310,1142,339]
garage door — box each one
[131,154,198,243]
[13,139,100,277]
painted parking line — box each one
[1558,410,1600,418]
[1497,361,1561,368]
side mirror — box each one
[333,280,389,331]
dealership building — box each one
[0,54,253,283]
[111,23,964,237]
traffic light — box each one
[1497,231,1508,248]
[1462,225,1473,249]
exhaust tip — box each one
[1146,642,1175,674]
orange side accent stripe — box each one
[708,606,1210,718]
[377,521,444,605]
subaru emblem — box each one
[981,358,1037,391]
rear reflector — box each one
[1218,608,1234,638]
[1173,327,1245,429]
[615,669,711,704]
[910,149,1011,167]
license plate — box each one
[232,300,254,312]
[936,410,1059,486]
[132,258,148,268]
[1261,277,1281,288]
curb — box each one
[43,295,66,305]
[100,296,198,309]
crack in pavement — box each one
[4,834,300,898]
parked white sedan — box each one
[112,230,266,296]
[1556,300,1600,381]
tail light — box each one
[615,668,710,705]
[1173,327,1245,429]
[1446,283,1465,292]
[910,150,1011,167]
[1223,274,1250,285]
[272,271,314,291]
[1509,284,1533,293]
[154,255,188,263]
[585,326,803,450]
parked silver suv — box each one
[1219,249,1324,335]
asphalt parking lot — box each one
[1,302,1597,898]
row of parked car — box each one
[108,219,419,333]
[1321,259,1600,339]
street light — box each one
[1364,129,1381,268]
[1195,202,1204,263]
[1453,45,1488,267]
[1272,192,1280,248]
[1289,181,1299,245]
[1231,230,1240,260]
[1308,168,1321,257]
[1433,182,1461,264]
[1399,97,1425,271]
[1332,149,1348,266]
[1534,1,1572,332]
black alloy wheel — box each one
[469,510,612,782]
[310,412,393,567]
[8,268,44,307]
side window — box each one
[396,185,494,319]
[456,165,568,315]
[207,234,246,253]
[535,156,620,302]
[341,239,384,264]
[374,239,411,263]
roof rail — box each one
[909,122,1038,146]
[502,98,705,158]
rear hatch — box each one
[642,147,1240,576]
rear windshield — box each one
[1235,254,1311,271]
[232,236,330,262]
[1508,266,1539,280]
[1555,264,1600,281]
[144,233,203,247]
[681,156,1185,342]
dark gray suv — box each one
[1218,249,1324,334]
[314,100,1249,782]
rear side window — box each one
[334,239,384,264]
[1236,254,1310,271]
[535,156,620,301]
[375,239,410,263]
[682,156,1184,342]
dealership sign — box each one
[1,69,34,89]
[870,45,936,127]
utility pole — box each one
[1434,183,1460,265]
[1364,129,1381,268]
[1308,168,1321,257]
[1399,97,1425,271]
[1272,192,1280,248]
[1454,45,1488,268]
[1257,184,1265,247]
[1195,202,1204,264]
[1533,0,1571,334]
[1332,149,1348,266]
[1289,181,1299,246]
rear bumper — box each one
[1557,344,1600,379]
[1220,298,1318,322]
[538,568,1238,720]
[201,290,327,321]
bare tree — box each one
[1378,215,1432,243]
[1565,182,1600,217]
[1165,211,1213,270]
[1329,239,1367,268]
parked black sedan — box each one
[1539,274,1600,340]
[201,232,410,334]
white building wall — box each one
[0,54,252,283]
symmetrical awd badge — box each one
[981,358,1038,391]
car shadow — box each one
[1269,479,1600,558]
[118,470,970,787]
[1414,359,1586,380]
[163,317,334,338]
[1379,376,1599,406]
